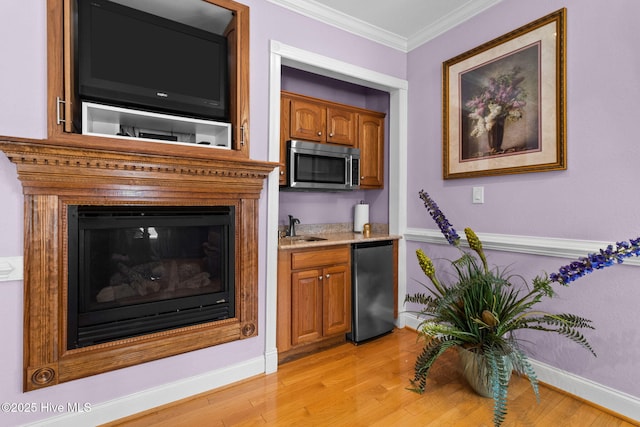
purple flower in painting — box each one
[465,67,528,138]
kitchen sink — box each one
[282,235,327,242]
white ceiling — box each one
[111,0,504,53]
[269,0,504,52]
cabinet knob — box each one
[329,133,334,137]
[318,276,323,281]
[280,170,284,175]
[317,131,322,136]
[325,274,330,279]
[361,176,365,179]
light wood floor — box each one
[104,328,637,427]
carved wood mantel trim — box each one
[0,138,276,391]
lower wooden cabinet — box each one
[277,245,351,361]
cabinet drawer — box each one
[291,246,350,270]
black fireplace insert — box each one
[67,205,235,349]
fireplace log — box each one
[117,262,162,296]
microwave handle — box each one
[346,157,351,186]
[349,156,359,187]
[349,157,360,187]
[288,146,296,187]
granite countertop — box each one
[278,223,401,250]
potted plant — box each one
[406,190,640,426]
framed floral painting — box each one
[443,8,566,179]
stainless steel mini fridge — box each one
[348,240,395,344]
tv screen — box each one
[77,0,229,121]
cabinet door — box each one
[358,113,384,189]
[289,99,326,142]
[322,264,351,337]
[291,268,323,345]
[326,107,356,146]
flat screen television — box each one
[77,0,229,121]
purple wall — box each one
[0,1,405,425]
[2,0,638,424]
[279,66,390,227]
[406,0,640,398]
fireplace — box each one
[67,205,235,348]
[0,140,275,391]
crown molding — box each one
[268,0,504,52]
[407,0,504,51]
[267,0,408,51]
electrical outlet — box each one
[472,186,484,204]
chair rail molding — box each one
[404,227,640,266]
[0,256,23,282]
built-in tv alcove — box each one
[0,140,275,391]
[48,0,251,160]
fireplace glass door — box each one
[67,205,235,349]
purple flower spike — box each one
[419,190,460,246]
[550,237,640,285]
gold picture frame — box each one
[443,8,566,179]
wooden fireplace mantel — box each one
[0,138,276,391]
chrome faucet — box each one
[288,215,300,237]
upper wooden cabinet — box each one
[46,0,250,160]
[280,91,385,189]
[288,98,325,143]
[288,97,357,146]
[326,107,357,146]
[358,113,385,189]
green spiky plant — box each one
[405,190,640,426]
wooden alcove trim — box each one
[48,0,250,159]
[0,139,276,391]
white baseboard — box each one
[529,359,640,422]
[23,356,266,427]
[264,348,279,374]
[399,312,640,422]
[400,311,422,331]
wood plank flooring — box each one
[103,328,637,427]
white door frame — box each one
[265,41,408,372]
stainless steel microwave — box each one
[285,140,360,191]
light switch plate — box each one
[472,186,484,204]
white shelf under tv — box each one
[82,101,232,150]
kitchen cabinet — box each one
[277,245,351,362]
[326,107,357,146]
[280,91,385,189]
[357,112,385,189]
[285,95,357,146]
